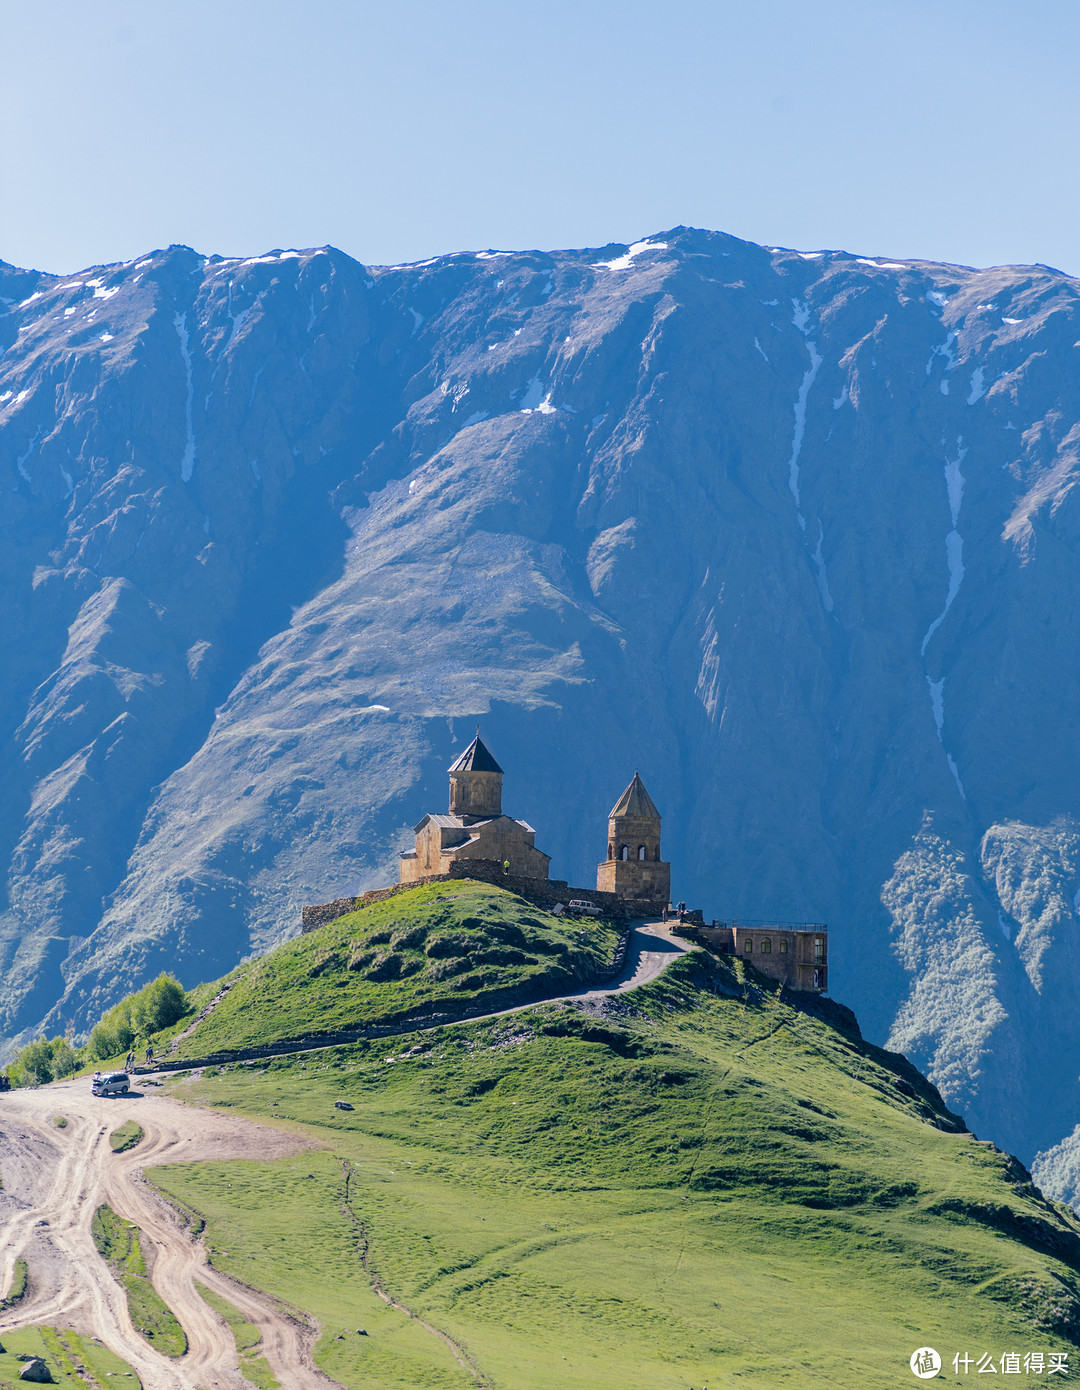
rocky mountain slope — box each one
[2,227,1080,1197]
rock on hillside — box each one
[2,230,1080,1195]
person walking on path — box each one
[145,1042,154,1066]
[125,1050,135,1072]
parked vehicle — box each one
[567,899,602,916]
[92,1071,130,1097]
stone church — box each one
[399,735,670,909]
[399,734,552,883]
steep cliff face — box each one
[2,229,1079,1188]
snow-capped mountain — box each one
[3,228,1080,1199]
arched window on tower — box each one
[619,844,629,861]
[637,845,647,860]
[608,843,614,860]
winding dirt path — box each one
[0,921,694,1389]
[147,919,698,1074]
[0,1085,342,1390]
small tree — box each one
[88,973,188,1060]
[11,1035,78,1086]
[133,974,188,1035]
[88,1000,136,1061]
[14,1039,55,1085]
[49,1036,79,1079]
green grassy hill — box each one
[144,884,1080,1389]
[162,881,620,1060]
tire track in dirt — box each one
[0,1086,343,1390]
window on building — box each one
[743,939,753,953]
[779,939,789,954]
[619,844,629,861]
[638,845,647,860]
[608,843,614,860]
[654,846,661,861]
[814,937,824,962]
[761,938,772,953]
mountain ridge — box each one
[2,226,1080,1203]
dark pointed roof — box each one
[448,733,503,775]
[609,772,661,820]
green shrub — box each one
[9,1035,79,1087]
[88,973,188,1061]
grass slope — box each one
[91,1204,187,1357]
[170,881,620,1059]
[0,1326,138,1389]
[147,897,1080,1389]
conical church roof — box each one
[609,772,660,820]
[448,733,504,775]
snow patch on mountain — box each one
[592,240,669,272]
[174,312,197,483]
[920,440,967,655]
[519,376,556,414]
[787,299,822,528]
[812,524,834,613]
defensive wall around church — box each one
[301,858,665,933]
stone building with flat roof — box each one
[595,772,671,905]
[689,919,828,993]
[399,734,551,884]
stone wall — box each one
[446,858,662,917]
[300,897,360,933]
[301,858,664,932]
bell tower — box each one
[596,772,670,905]
[448,732,503,822]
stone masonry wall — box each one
[301,897,360,932]
[301,858,664,932]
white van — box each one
[92,1072,130,1097]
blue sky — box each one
[3,0,1078,276]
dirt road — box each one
[0,1084,342,1390]
[0,921,693,1390]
